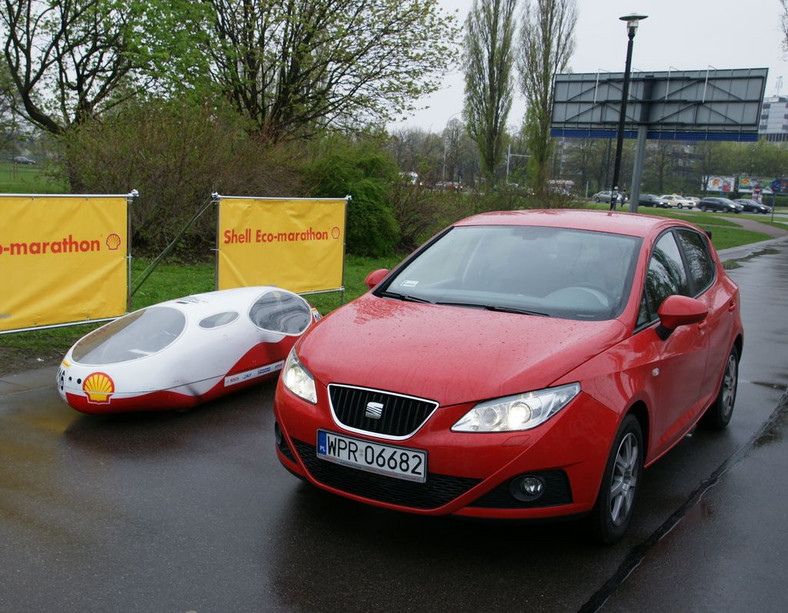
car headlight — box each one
[282,347,317,404]
[451,383,580,432]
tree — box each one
[0,0,206,136]
[306,134,400,256]
[462,0,517,184]
[203,0,459,143]
[517,0,576,194]
[782,0,788,50]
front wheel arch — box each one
[587,413,645,544]
[699,343,740,430]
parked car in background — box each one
[13,156,36,164]
[659,195,695,209]
[638,194,671,208]
[592,190,626,204]
[697,197,743,213]
[274,209,743,544]
[732,199,771,214]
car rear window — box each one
[249,290,312,334]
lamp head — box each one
[620,13,648,34]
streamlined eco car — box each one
[273,210,743,543]
[59,287,319,414]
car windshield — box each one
[72,306,186,364]
[380,225,642,321]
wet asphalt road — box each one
[1,239,787,613]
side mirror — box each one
[364,268,389,290]
[656,295,708,340]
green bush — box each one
[306,136,400,257]
[61,99,306,259]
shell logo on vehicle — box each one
[82,372,115,404]
[106,233,122,250]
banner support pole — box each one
[126,190,138,312]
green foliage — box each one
[462,0,517,181]
[517,0,577,194]
[306,136,400,257]
[199,0,460,142]
[61,98,305,258]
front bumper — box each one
[273,379,620,519]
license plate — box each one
[317,430,427,483]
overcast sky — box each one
[392,0,788,131]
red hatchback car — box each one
[273,210,743,543]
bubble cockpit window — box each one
[249,291,311,335]
[199,311,239,329]
[72,306,187,364]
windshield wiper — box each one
[485,304,550,317]
[434,301,549,317]
[381,291,433,304]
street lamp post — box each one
[610,13,647,211]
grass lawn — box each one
[0,253,404,374]
[0,161,67,193]
[0,195,781,375]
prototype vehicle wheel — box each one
[588,414,643,544]
[699,346,739,430]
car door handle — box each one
[698,321,707,331]
[728,300,736,312]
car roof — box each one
[454,209,688,238]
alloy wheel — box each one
[719,352,738,421]
[609,432,639,526]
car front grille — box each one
[292,438,481,510]
[328,384,438,438]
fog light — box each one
[274,422,283,446]
[510,475,545,502]
[521,476,544,496]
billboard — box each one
[0,195,129,332]
[704,176,736,193]
[551,68,767,141]
[738,176,773,195]
[217,197,346,293]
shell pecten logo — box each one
[82,372,115,404]
[106,233,122,250]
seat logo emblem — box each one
[365,401,384,419]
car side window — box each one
[636,232,690,327]
[675,229,716,294]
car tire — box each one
[699,346,739,430]
[587,414,643,544]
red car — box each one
[273,210,743,543]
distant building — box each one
[759,95,788,142]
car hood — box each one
[297,294,629,407]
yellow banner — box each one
[0,195,128,332]
[217,197,346,293]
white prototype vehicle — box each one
[58,286,319,414]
